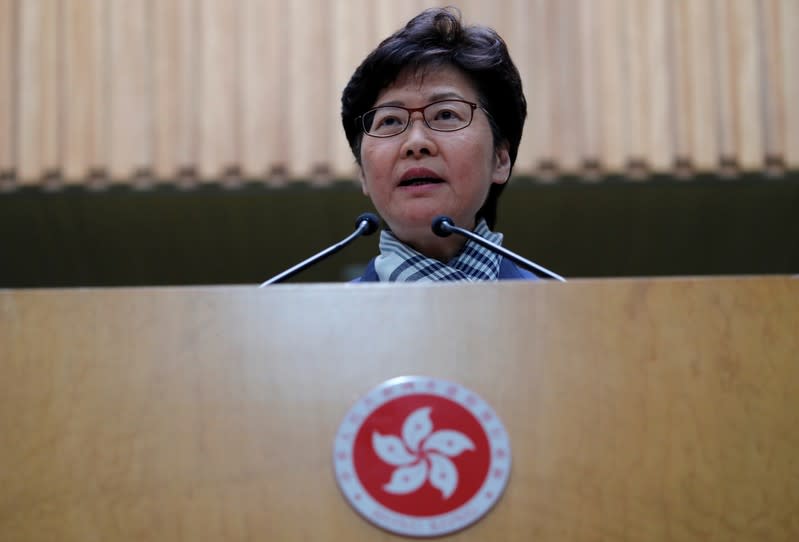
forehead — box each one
[373,64,479,106]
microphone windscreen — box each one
[356,213,380,235]
[431,215,455,237]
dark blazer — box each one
[352,257,539,282]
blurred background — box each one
[1,0,797,287]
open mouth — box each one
[398,177,445,187]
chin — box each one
[395,203,449,225]
[384,216,438,243]
[391,212,439,234]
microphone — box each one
[259,213,380,286]
[431,216,566,282]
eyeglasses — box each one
[358,99,480,138]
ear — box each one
[491,142,511,185]
[358,167,370,196]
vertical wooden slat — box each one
[88,0,108,179]
[374,0,422,42]
[0,0,15,181]
[108,0,152,182]
[175,0,199,178]
[624,0,649,172]
[759,0,785,166]
[457,0,504,32]
[331,0,352,180]
[15,1,34,181]
[330,0,373,180]
[508,0,534,176]
[40,1,61,182]
[780,0,799,167]
[598,0,626,173]
[152,0,179,180]
[576,0,600,173]
[198,0,239,180]
[524,0,554,173]
[17,0,61,185]
[344,0,377,75]
[154,0,208,181]
[731,0,765,171]
[670,0,694,171]
[687,0,719,172]
[712,0,738,168]
[373,0,399,41]
[63,0,106,183]
[287,0,331,181]
[241,0,287,180]
[552,0,581,174]
[646,0,673,173]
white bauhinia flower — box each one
[383,460,428,494]
[372,433,417,466]
[373,407,475,499]
[428,452,458,498]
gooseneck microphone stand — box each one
[259,213,380,287]
[432,215,566,282]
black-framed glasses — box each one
[357,99,480,138]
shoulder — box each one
[498,257,539,280]
[351,258,379,282]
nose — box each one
[400,112,438,158]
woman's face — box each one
[358,65,510,248]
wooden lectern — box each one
[1,277,798,540]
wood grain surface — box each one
[1,277,797,540]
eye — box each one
[433,107,465,121]
[426,101,472,130]
[375,114,403,128]
[365,107,408,135]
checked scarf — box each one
[374,219,503,282]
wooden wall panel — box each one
[0,0,15,183]
[523,0,556,173]
[732,0,766,171]
[624,0,650,175]
[645,0,673,172]
[287,0,331,181]
[670,0,693,172]
[241,0,285,180]
[63,0,106,184]
[575,0,599,174]
[108,0,151,182]
[175,0,200,179]
[598,0,627,173]
[553,0,582,174]
[198,0,239,181]
[374,0,427,42]
[713,0,738,168]
[507,0,534,176]
[330,1,368,180]
[760,0,785,167]
[152,0,180,180]
[17,0,61,184]
[686,0,719,172]
[0,0,797,188]
[781,0,799,167]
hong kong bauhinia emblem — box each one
[333,376,512,537]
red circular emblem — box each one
[333,376,511,537]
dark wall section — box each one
[1,174,797,287]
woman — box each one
[341,7,534,282]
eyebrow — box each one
[376,91,467,108]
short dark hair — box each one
[341,7,527,228]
